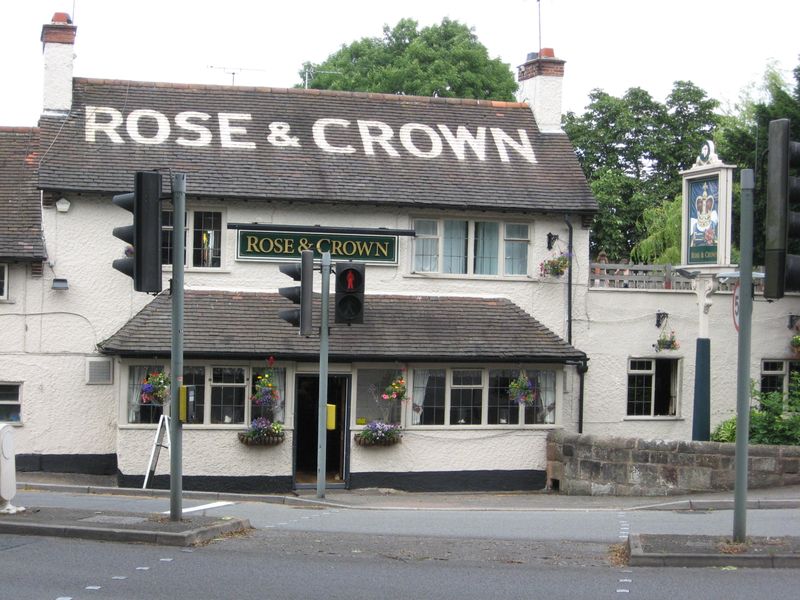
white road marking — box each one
[161,501,234,515]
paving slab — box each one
[0,506,250,546]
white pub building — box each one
[1,13,798,493]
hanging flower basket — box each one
[237,431,285,446]
[508,374,539,406]
[791,335,800,356]
[655,330,680,351]
[539,253,569,277]
[353,421,402,447]
[238,418,285,446]
[353,434,402,447]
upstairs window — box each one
[162,210,222,269]
[413,219,529,277]
[0,383,21,422]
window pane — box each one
[0,384,19,402]
[414,238,439,272]
[488,369,519,425]
[761,374,784,395]
[412,369,445,425]
[0,405,20,421]
[128,366,165,424]
[183,366,205,424]
[629,359,653,372]
[451,388,482,424]
[474,222,499,275]
[443,220,467,274]
[415,219,438,236]
[251,367,285,423]
[210,367,245,424]
[0,263,7,299]
[355,369,403,424]
[452,369,482,386]
[524,371,556,424]
[505,240,528,275]
[627,374,652,416]
[653,359,677,416]
[193,211,221,268]
[505,224,528,239]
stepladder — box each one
[143,415,170,489]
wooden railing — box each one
[588,263,763,292]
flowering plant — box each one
[238,416,285,446]
[141,371,170,405]
[381,374,407,403]
[655,330,680,351]
[251,356,282,410]
[539,252,569,277]
[354,420,402,446]
[791,334,800,349]
[508,374,539,405]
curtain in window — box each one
[411,370,431,425]
[413,220,439,272]
[128,365,164,424]
[443,220,467,274]
[474,222,499,275]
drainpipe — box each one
[564,214,573,345]
[576,360,589,433]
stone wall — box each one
[546,430,800,496]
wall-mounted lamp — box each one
[546,232,559,251]
[52,278,69,291]
[789,315,800,330]
[656,311,668,328]
[55,198,71,213]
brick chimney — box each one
[41,12,77,116]
[517,48,565,133]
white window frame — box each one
[121,362,287,427]
[162,208,226,271]
[411,218,531,277]
[0,382,22,423]
[626,357,681,418]
[0,263,8,300]
[364,365,560,429]
[760,359,800,398]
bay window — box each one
[409,367,557,426]
[413,218,529,276]
[126,364,285,426]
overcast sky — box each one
[3,1,798,126]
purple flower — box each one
[141,383,154,394]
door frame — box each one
[292,373,351,489]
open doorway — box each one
[294,374,350,487]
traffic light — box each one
[112,171,163,293]
[335,262,365,324]
[278,249,314,336]
[765,119,800,299]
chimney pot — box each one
[540,47,555,58]
[51,12,73,24]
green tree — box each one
[630,195,682,264]
[564,82,719,259]
[715,61,800,264]
[299,18,517,101]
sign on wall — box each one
[236,229,397,264]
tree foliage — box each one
[564,82,719,260]
[298,18,517,101]
[714,61,800,264]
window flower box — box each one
[238,418,285,446]
[353,421,402,447]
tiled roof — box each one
[38,79,597,214]
[98,290,585,362]
[0,128,46,261]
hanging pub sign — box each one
[236,229,398,264]
[680,141,734,268]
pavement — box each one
[2,471,800,567]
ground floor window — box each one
[0,263,7,300]
[410,367,556,426]
[126,363,285,426]
[627,358,679,417]
[0,383,21,422]
[761,360,800,396]
[354,369,404,425]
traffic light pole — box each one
[317,252,331,499]
[169,173,186,521]
[733,169,754,542]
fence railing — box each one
[588,262,762,293]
